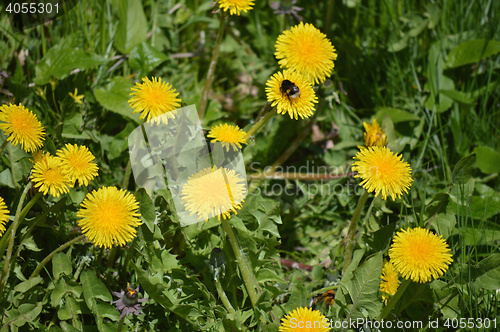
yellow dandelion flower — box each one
[0,103,45,152]
[266,70,318,120]
[31,155,72,197]
[364,119,387,147]
[181,166,246,221]
[389,228,453,283]
[0,197,10,236]
[77,187,141,249]
[275,22,337,85]
[380,260,399,304]
[56,144,98,187]
[69,88,84,104]
[279,307,330,332]
[208,123,247,151]
[352,146,413,200]
[30,150,50,164]
[128,77,181,124]
[217,0,254,15]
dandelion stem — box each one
[122,160,132,190]
[198,13,227,120]
[0,139,8,156]
[214,276,235,314]
[342,190,370,275]
[30,234,86,279]
[0,182,33,299]
[220,218,261,307]
[244,108,277,141]
[116,315,126,332]
[377,278,411,321]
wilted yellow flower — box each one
[265,70,318,120]
[364,119,387,147]
[208,123,247,151]
[352,146,413,200]
[128,77,181,124]
[77,187,142,249]
[389,227,453,283]
[275,22,337,85]
[0,103,45,152]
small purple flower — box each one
[112,283,148,319]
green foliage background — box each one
[1,0,500,331]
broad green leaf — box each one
[0,169,15,188]
[469,194,500,220]
[454,221,500,245]
[283,281,309,313]
[94,76,140,123]
[341,251,383,320]
[256,268,286,284]
[51,278,83,307]
[375,108,420,123]
[61,107,89,139]
[115,0,148,54]
[3,303,43,327]
[135,188,156,232]
[451,153,476,184]
[425,3,441,29]
[13,277,42,293]
[445,39,500,69]
[129,42,168,78]
[57,296,83,321]
[80,270,112,311]
[364,223,395,252]
[468,254,500,290]
[35,39,108,85]
[473,146,500,174]
[161,249,181,271]
[52,253,72,280]
[60,322,80,332]
[439,89,476,106]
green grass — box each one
[0,0,500,331]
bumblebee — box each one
[280,79,300,100]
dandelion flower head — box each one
[128,77,181,125]
[279,307,330,332]
[364,119,387,147]
[389,227,453,283]
[0,197,10,236]
[0,103,45,152]
[57,144,99,186]
[181,166,246,221]
[218,0,254,16]
[31,155,72,197]
[380,260,399,304]
[77,187,142,249]
[275,22,337,85]
[266,70,318,120]
[352,146,413,200]
[208,123,247,152]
